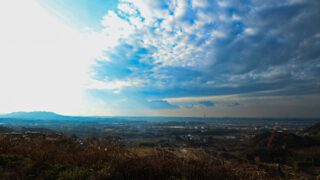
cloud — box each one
[227,102,241,107]
[147,100,179,109]
[86,79,144,93]
[169,100,214,109]
[199,101,214,107]
[95,0,319,89]
[88,0,320,116]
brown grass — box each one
[0,134,279,179]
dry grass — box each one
[0,133,285,179]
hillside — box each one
[0,133,264,180]
[251,131,319,149]
[246,131,320,164]
[304,122,320,137]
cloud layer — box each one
[86,0,320,116]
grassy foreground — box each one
[0,133,278,180]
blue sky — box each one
[38,0,119,30]
[1,0,320,117]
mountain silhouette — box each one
[0,111,68,120]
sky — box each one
[0,0,320,117]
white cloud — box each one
[122,0,169,25]
[197,11,215,24]
[174,0,189,19]
[192,0,209,9]
[288,0,306,5]
[244,27,256,35]
[232,14,241,21]
[315,33,320,39]
[87,79,144,93]
[101,11,135,47]
[217,1,228,8]
[93,0,223,68]
[218,14,229,22]
[212,30,227,38]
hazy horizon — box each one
[1,110,320,119]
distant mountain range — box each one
[0,111,70,120]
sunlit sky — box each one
[1,0,320,117]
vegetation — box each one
[304,122,320,140]
[0,133,284,180]
[0,122,319,179]
[0,133,216,179]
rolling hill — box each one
[0,111,69,120]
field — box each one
[0,116,319,179]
